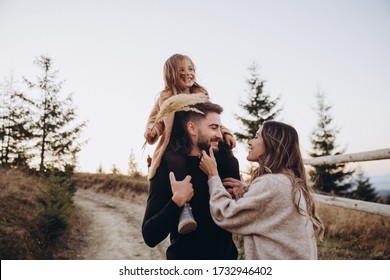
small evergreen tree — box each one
[0,74,34,168]
[309,92,354,194]
[352,171,378,202]
[128,149,141,176]
[97,164,104,174]
[234,62,281,143]
[111,164,120,174]
[24,56,86,172]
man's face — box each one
[194,112,223,152]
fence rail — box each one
[303,148,390,217]
[303,148,390,166]
[315,194,390,217]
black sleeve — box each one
[142,160,182,247]
[215,142,241,181]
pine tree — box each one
[234,62,281,143]
[0,74,34,168]
[24,56,86,172]
[352,171,378,202]
[309,92,354,194]
[111,164,120,174]
[128,149,141,176]
[96,164,104,174]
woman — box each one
[199,121,324,259]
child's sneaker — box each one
[178,203,197,234]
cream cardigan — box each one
[208,174,318,260]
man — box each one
[142,101,240,259]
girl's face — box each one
[176,59,195,93]
[246,127,266,162]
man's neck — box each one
[189,147,202,157]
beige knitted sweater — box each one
[208,174,318,260]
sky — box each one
[0,0,389,177]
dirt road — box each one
[73,188,169,260]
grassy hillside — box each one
[317,203,389,259]
[0,169,46,259]
[1,170,389,259]
[0,168,78,259]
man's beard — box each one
[197,130,219,153]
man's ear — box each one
[187,121,197,136]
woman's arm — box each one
[208,175,276,235]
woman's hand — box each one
[169,172,194,207]
[199,146,219,179]
[223,177,248,200]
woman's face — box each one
[176,59,195,92]
[246,127,266,162]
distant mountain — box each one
[370,173,390,192]
[377,189,390,197]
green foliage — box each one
[36,171,75,242]
[309,92,354,194]
[351,172,379,202]
[234,62,281,142]
[0,74,34,169]
[23,55,87,172]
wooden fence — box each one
[303,148,390,217]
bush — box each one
[37,175,75,242]
[0,168,76,259]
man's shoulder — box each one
[151,157,169,181]
[215,143,235,160]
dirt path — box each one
[72,188,169,260]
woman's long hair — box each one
[163,54,208,96]
[253,121,324,238]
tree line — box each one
[0,55,86,174]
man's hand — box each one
[169,172,194,207]
[223,177,248,200]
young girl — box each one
[144,53,236,234]
[199,121,325,259]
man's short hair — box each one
[170,101,224,154]
[182,101,223,125]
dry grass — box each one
[73,172,149,203]
[0,169,48,259]
[0,168,77,259]
[317,204,390,259]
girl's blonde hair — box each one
[163,54,208,96]
[253,121,325,238]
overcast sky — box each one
[1,0,389,176]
